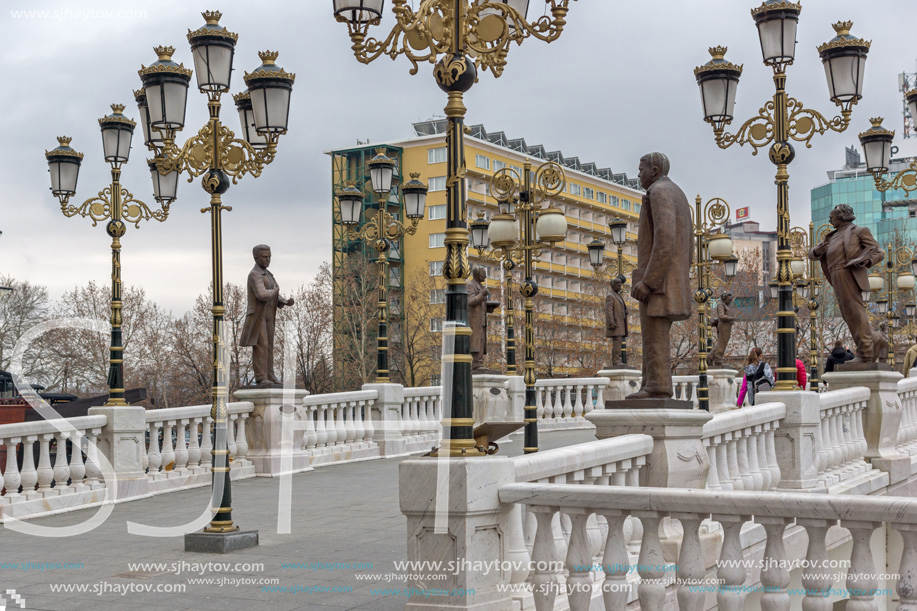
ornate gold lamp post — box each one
[586,217,637,366]
[789,224,823,390]
[872,246,916,366]
[859,117,917,196]
[333,0,577,457]
[45,106,174,407]
[138,11,295,538]
[471,160,568,453]
[695,4,870,391]
[690,197,737,411]
[336,151,428,382]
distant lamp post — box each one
[696,8,871,391]
[875,245,916,366]
[46,105,172,409]
[789,224,826,390]
[337,150,427,383]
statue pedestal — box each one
[235,388,311,477]
[597,369,642,402]
[473,375,512,443]
[707,369,739,413]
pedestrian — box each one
[737,347,774,407]
[824,341,854,373]
[796,357,807,389]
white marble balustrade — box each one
[672,376,699,406]
[897,376,917,455]
[499,484,917,611]
[0,415,108,520]
[144,402,255,494]
[401,386,442,451]
[534,378,608,430]
[298,390,380,463]
[702,401,784,492]
[816,387,871,488]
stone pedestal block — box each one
[363,383,407,457]
[822,370,909,483]
[597,369,642,403]
[184,530,259,554]
[504,376,526,428]
[473,374,512,425]
[400,457,516,610]
[235,388,310,477]
[767,391,824,491]
[707,369,739,413]
[87,405,149,500]
[587,409,712,489]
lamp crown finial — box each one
[870,117,884,128]
[709,46,728,59]
[154,45,175,60]
[111,103,126,114]
[374,147,388,156]
[832,21,853,36]
[258,50,280,64]
[57,136,72,146]
[202,10,222,24]
[409,172,421,180]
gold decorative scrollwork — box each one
[61,187,114,226]
[703,198,730,228]
[892,246,915,270]
[875,159,917,196]
[716,101,776,154]
[789,226,809,257]
[121,188,170,227]
[786,98,851,149]
[490,167,521,201]
[533,161,565,204]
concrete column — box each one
[767,391,823,491]
[235,388,309,477]
[363,383,407,457]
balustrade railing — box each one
[816,388,871,487]
[299,390,378,455]
[402,386,443,446]
[898,376,917,454]
[702,402,784,492]
[672,376,699,406]
[534,378,607,425]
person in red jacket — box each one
[796,358,807,390]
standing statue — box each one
[240,245,294,387]
[808,204,885,362]
[627,152,693,400]
[874,322,889,365]
[709,292,736,367]
[467,266,491,371]
[604,276,628,367]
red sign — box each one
[736,207,750,220]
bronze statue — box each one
[627,152,693,399]
[874,322,889,364]
[467,266,491,371]
[240,245,294,387]
[710,292,736,367]
[808,205,885,362]
[605,276,628,366]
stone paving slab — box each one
[0,430,594,611]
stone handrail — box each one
[402,386,443,445]
[816,387,871,488]
[702,402,784,491]
[534,378,608,425]
[499,483,917,611]
[898,376,917,452]
[300,389,378,455]
[513,435,654,484]
[0,415,109,517]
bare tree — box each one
[390,267,443,388]
[277,263,335,394]
[334,252,381,391]
[0,276,51,384]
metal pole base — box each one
[184,529,258,554]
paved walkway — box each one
[0,429,596,611]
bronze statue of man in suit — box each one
[467,265,490,371]
[605,276,628,366]
[627,152,693,399]
[710,292,736,366]
[240,245,294,387]
[809,205,885,362]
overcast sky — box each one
[2,0,914,315]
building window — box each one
[583,187,594,200]
[621,200,632,211]
[430,289,445,304]
[429,233,446,248]
[428,176,446,191]
[493,159,506,172]
[634,203,641,214]
[611,196,620,208]
[428,147,447,164]
[597,192,607,204]
[430,261,443,276]
[475,155,491,170]
[429,204,447,220]
[430,318,444,332]
[569,183,581,196]
[510,165,523,175]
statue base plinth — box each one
[836,362,894,372]
[605,399,694,410]
[473,375,512,438]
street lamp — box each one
[45,105,172,409]
[337,152,427,383]
[875,245,916,366]
[140,10,294,540]
[696,9,870,391]
[480,160,568,453]
[334,0,577,457]
[788,224,824,390]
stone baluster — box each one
[53,432,70,490]
[235,414,249,460]
[20,436,38,498]
[187,418,202,468]
[506,504,531,597]
[766,426,781,488]
[37,433,54,492]
[161,421,175,471]
[836,408,853,476]
[716,439,733,491]
[745,433,764,491]
[5,437,21,497]
[759,517,792,611]
[625,465,643,550]
[757,429,772,491]
[227,414,238,459]
[147,422,162,474]
[363,399,376,444]
[736,435,754,491]
[564,510,594,611]
[69,434,86,490]
[842,520,880,611]
[84,428,102,488]
[584,384,596,415]
[348,402,363,446]
[715,514,749,611]
[328,404,342,447]
[726,434,742,491]
[302,405,317,451]
[141,430,149,473]
[829,409,844,478]
[600,512,629,611]
[821,413,837,483]
[675,514,705,611]
[853,405,869,468]
[798,519,832,611]
[174,420,189,472]
[894,525,917,610]
[200,416,213,468]
[542,384,554,421]
[595,382,606,408]
[561,384,573,420]
[400,399,412,441]
[531,508,560,611]
[334,403,347,446]
[636,512,666,611]
[573,385,584,419]
[705,439,721,490]
[315,406,328,449]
